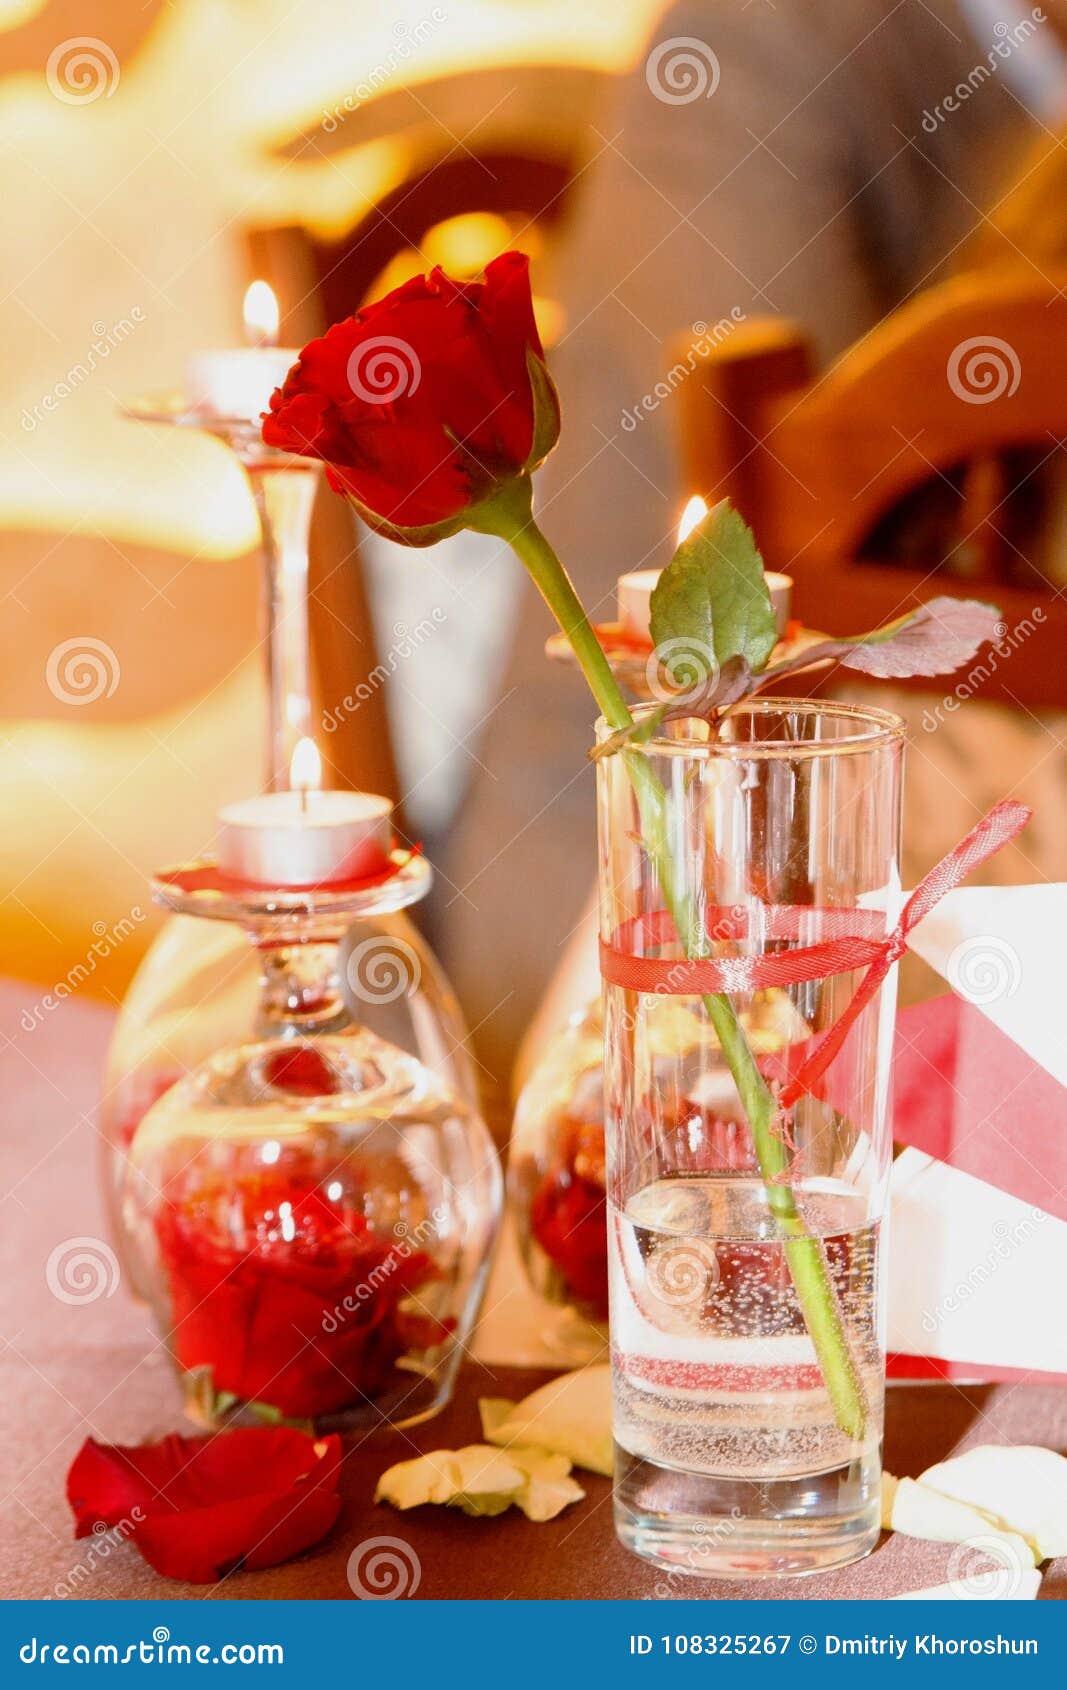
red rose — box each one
[529,1116,609,1318]
[155,1163,449,1420]
[67,1428,341,1583]
[261,251,558,540]
[530,1166,609,1319]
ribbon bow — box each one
[598,799,1031,1109]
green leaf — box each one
[649,498,778,679]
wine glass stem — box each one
[251,467,318,791]
[256,942,348,1038]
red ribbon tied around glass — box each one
[598,799,1031,1110]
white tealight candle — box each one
[218,789,393,887]
[617,568,793,643]
[185,279,297,421]
[217,740,393,887]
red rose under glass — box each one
[156,1162,450,1421]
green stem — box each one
[478,478,866,1441]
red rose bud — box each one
[261,251,559,543]
[66,1428,341,1583]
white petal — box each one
[881,1471,899,1530]
[477,1397,516,1441]
[483,1365,613,1475]
[889,1476,1036,1568]
[515,1474,586,1522]
[375,1450,462,1509]
[919,1445,1067,1561]
[375,1443,583,1521]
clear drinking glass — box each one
[596,699,903,1578]
[508,611,817,1364]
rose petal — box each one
[375,1451,464,1510]
[504,1445,586,1522]
[67,1429,342,1583]
[376,1445,524,1518]
[131,1485,341,1583]
[483,1366,613,1476]
[918,1445,1067,1562]
[477,1397,516,1441]
[450,1446,530,1517]
[375,1442,583,1522]
[886,1475,1035,1568]
[154,1166,443,1420]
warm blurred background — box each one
[0,0,660,1006]
[3,0,1067,1091]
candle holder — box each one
[509,996,610,1365]
[101,385,480,1257]
[117,850,502,1433]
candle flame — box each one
[290,736,321,793]
[243,280,280,348]
[678,495,708,545]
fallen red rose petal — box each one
[67,1427,342,1583]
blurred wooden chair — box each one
[672,270,1067,708]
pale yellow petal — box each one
[515,1473,587,1522]
[477,1396,517,1441]
[486,1365,612,1476]
[889,1476,1035,1568]
[919,1445,1067,1562]
[375,1450,462,1510]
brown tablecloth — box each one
[1,983,1064,1601]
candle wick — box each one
[299,783,308,816]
